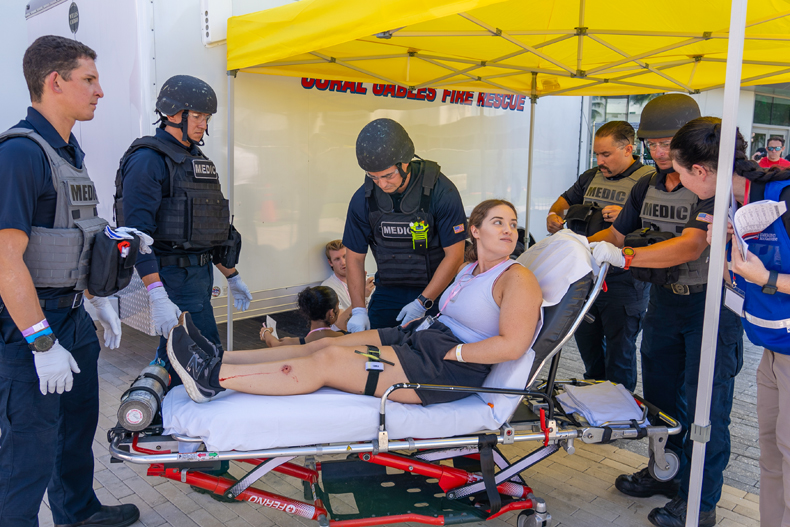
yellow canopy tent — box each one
[227,0,790,97]
[223,2,786,524]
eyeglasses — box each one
[365,166,400,183]
[188,111,212,124]
[767,146,783,152]
[645,140,672,152]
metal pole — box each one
[226,70,237,351]
[685,0,747,524]
[525,72,537,243]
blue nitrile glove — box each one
[227,274,253,311]
[348,307,370,333]
[396,298,427,327]
[148,286,182,337]
[33,340,81,395]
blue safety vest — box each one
[738,179,790,354]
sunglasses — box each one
[767,146,783,152]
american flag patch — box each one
[696,213,714,223]
[453,224,465,234]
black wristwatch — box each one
[29,333,56,352]
[418,294,434,310]
[762,270,779,295]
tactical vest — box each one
[114,136,230,250]
[366,160,445,287]
[567,164,654,236]
[583,165,654,208]
[738,180,790,354]
[638,173,710,285]
[0,128,107,290]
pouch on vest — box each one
[565,203,607,236]
[88,233,140,297]
[213,224,242,268]
[624,226,680,284]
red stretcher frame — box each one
[145,450,537,526]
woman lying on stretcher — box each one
[168,199,543,405]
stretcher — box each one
[107,232,681,527]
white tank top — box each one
[438,259,519,343]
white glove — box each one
[148,286,182,337]
[33,340,81,395]
[88,296,122,349]
[348,307,370,333]
[227,274,253,311]
[396,298,427,326]
[589,241,626,268]
[112,226,154,254]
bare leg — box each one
[224,329,384,364]
[218,344,421,404]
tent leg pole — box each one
[685,0,747,525]
[226,70,237,351]
[525,73,537,243]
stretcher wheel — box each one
[517,510,548,527]
[648,451,679,482]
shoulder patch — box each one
[453,224,465,234]
[696,212,714,223]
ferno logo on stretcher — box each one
[301,78,527,112]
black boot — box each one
[55,505,140,527]
[648,497,716,527]
[615,467,679,498]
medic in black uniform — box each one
[343,119,468,331]
[114,76,252,385]
[546,121,654,391]
[0,36,137,527]
[588,95,743,527]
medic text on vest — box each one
[300,78,526,112]
[641,202,690,222]
[69,182,97,204]
[586,186,627,204]
[192,160,218,179]
[381,222,413,238]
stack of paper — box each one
[730,198,787,259]
[556,382,642,426]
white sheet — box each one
[163,234,595,452]
[516,230,595,307]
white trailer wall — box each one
[228,72,585,319]
[0,0,31,130]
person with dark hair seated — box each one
[167,200,542,406]
[670,116,790,527]
[260,286,348,347]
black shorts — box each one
[377,318,491,405]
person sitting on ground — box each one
[260,286,348,347]
[168,199,543,405]
[321,239,375,311]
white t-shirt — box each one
[321,273,372,310]
[322,273,352,310]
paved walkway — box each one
[37,317,762,527]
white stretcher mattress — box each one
[163,232,594,452]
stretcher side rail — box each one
[525,262,609,391]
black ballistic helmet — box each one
[356,118,415,173]
[156,75,217,116]
[156,75,217,145]
[637,94,701,140]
